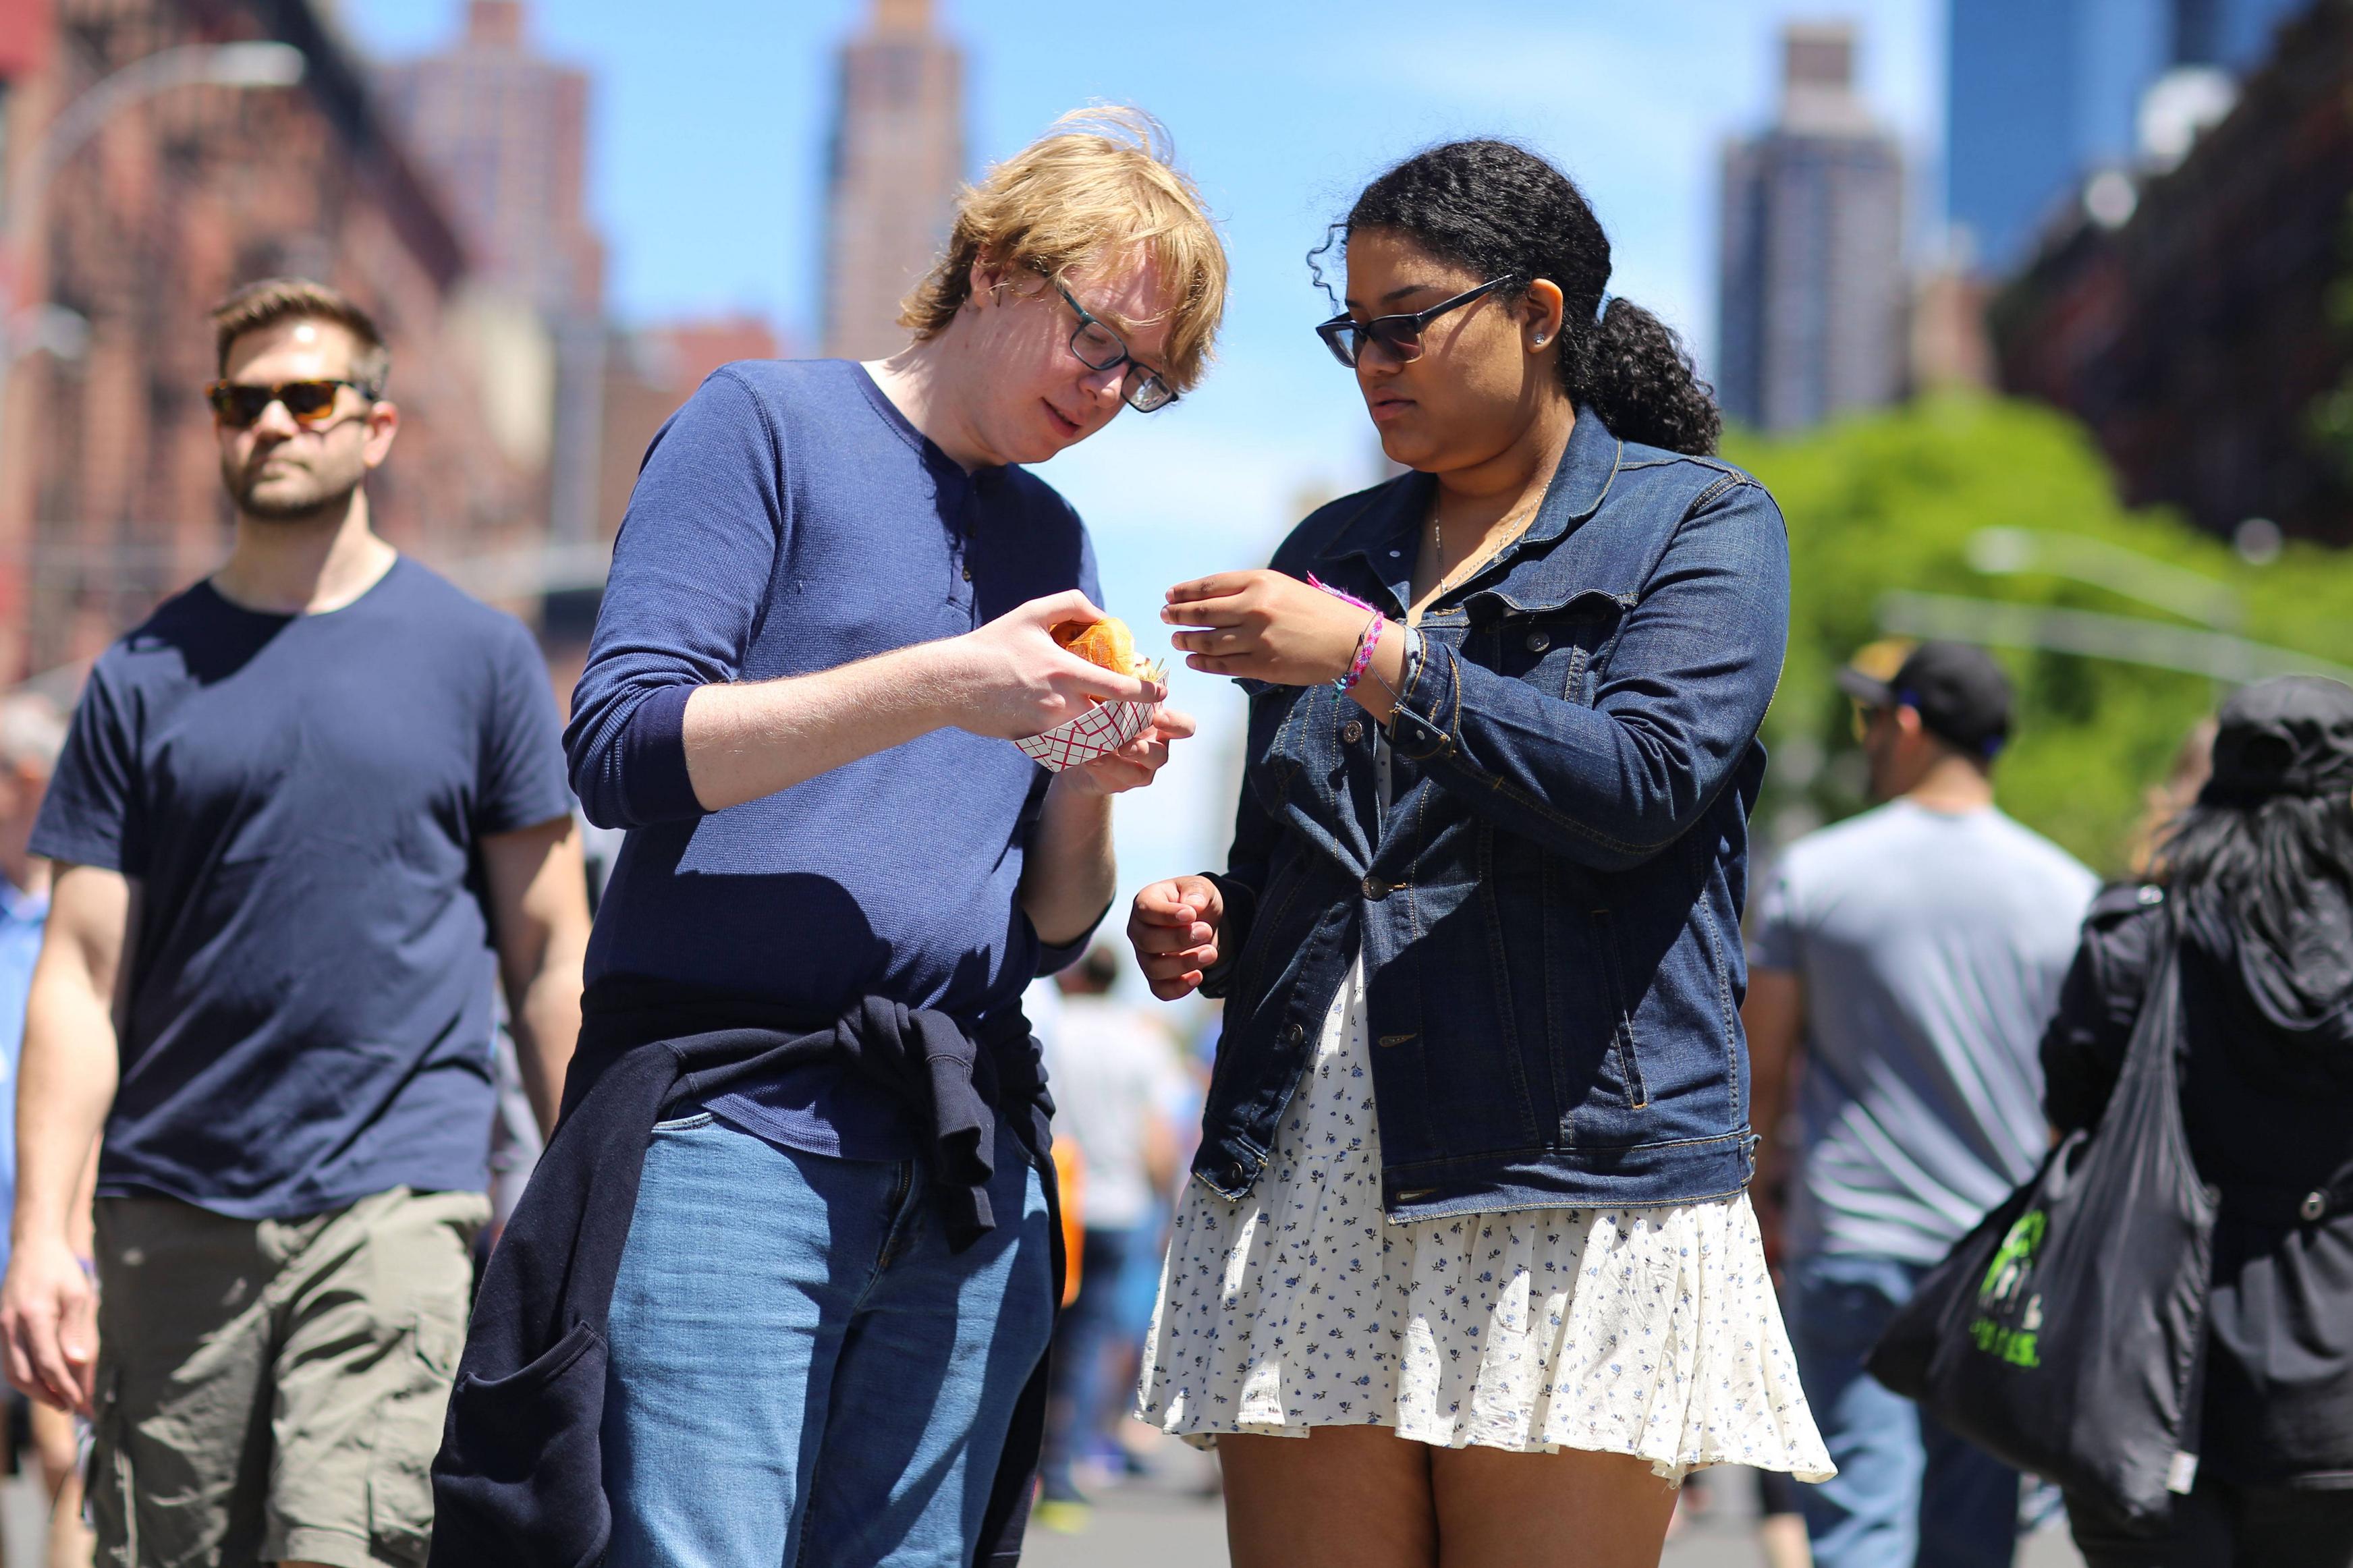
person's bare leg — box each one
[1758,1512,1815,1568]
[1430,1445,1679,1568]
[1220,1428,1438,1568]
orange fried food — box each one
[1051,615,1136,679]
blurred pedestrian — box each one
[1036,947,1182,1525]
[2043,676,2353,1566]
[1746,640,2099,1568]
[1130,140,1828,1568]
[0,694,91,1568]
[0,279,589,1568]
[2126,715,2217,878]
[446,110,1222,1568]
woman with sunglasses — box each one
[1128,140,1829,1567]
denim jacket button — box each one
[1525,630,1552,653]
[1225,1163,1246,1186]
[1285,1021,1306,1044]
[1341,721,1364,744]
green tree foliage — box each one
[1724,396,2353,876]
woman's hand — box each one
[1163,571,1378,687]
[1128,875,1225,1000]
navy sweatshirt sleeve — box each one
[565,369,785,829]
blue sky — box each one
[344,0,1945,927]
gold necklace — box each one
[1429,501,1538,603]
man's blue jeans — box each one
[1788,1253,2022,1568]
[599,1111,1054,1568]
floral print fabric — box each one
[1136,955,1834,1484]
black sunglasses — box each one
[205,378,370,429]
[1057,283,1178,413]
[1314,276,1520,368]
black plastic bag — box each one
[1866,922,2216,1525]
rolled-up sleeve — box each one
[564,369,786,829]
[1385,476,1790,872]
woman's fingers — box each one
[1169,629,1252,656]
[1165,571,1259,607]
[1132,880,1200,928]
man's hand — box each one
[943,592,1164,741]
[2,1236,95,1414]
[1163,571,1377,687]
[1129,875,1225,1001]
[1053,707,1198,797]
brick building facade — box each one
[0,0,533,682]
[1993,0,2353,544]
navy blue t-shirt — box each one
[32,560,575,1219]
[566,360,1099,1158]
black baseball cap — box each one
[2199,675,2353,805]
[1837,640,2012,760]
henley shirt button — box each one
[1341,721,1364,744]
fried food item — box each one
[1052,615,1136,679]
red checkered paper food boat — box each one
[1014,659,1167,773]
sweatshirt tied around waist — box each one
[427,981,1060,1568]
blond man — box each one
[545,111,1223,1566]
[1,279,590,1568]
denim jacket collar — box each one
[1313,408,1624,614]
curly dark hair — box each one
[1312,140,1720,456]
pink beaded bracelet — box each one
[1338,611,1384,693]
[1308,574,1386,694]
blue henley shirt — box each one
[567,359,1101,1159]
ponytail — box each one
[1582,298,1720,456]
[1320,140,1721,457]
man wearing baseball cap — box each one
[1745,640,2100,1568]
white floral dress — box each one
[1136,951,1834,1484]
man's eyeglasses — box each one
[1314,276,1520,369]
[1057,284,1178,413]
[205,379,370,429]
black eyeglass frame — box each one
[1314,275,1521,368]
[1055,283,1178,413]
[205,377,375,428]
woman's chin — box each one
[1375,428,1433,471]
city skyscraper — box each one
[1947,0,2310,273]
[1716,23,1907,434]
[378,0,607,539]
[822,0,965,360]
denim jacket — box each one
[1194,410,1790,1219]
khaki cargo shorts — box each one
[89,1186,489,1568]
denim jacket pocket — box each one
[1471,587,1629,705]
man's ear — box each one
[362,399,401,470]
[966,255,1001,312]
